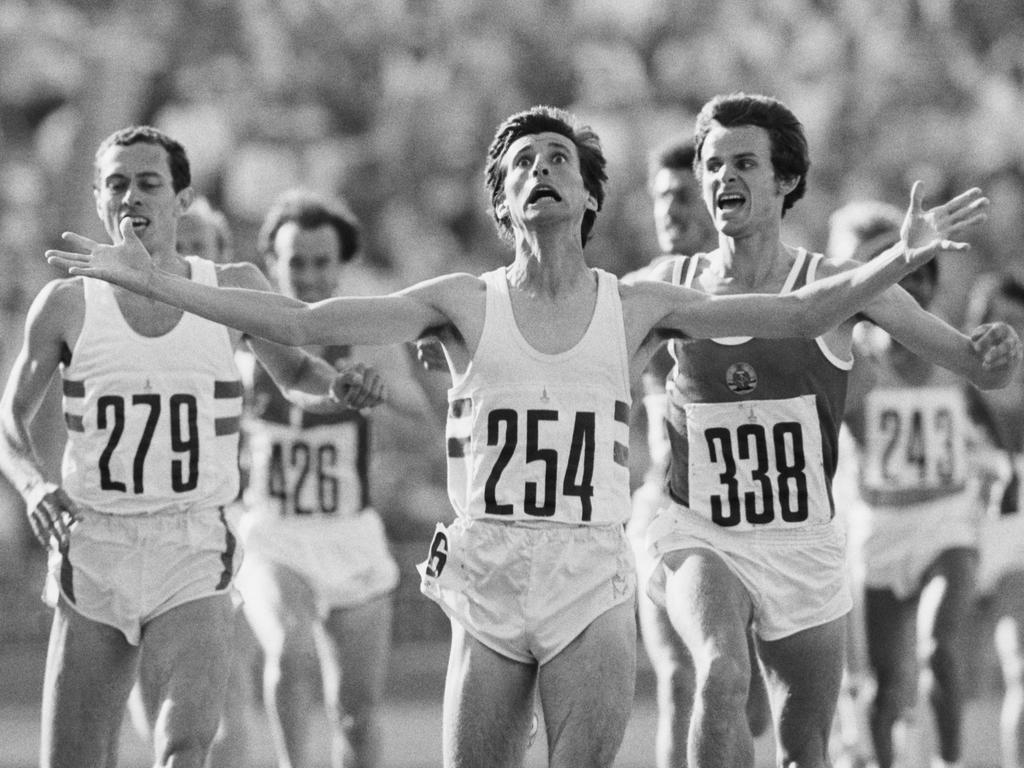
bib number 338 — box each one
[686,396,828,530]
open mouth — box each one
[121,214,151,230]
[526,186,561,205]
[716,193,745,212]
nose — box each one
[531,158,550,176]
[122,183,142,206]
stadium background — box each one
[1,1,1023,764]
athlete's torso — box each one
[445,267,633,526]
[243,345,371,521]
[845,325,971,506]
[61,258,242,513]
[665,250,851,531]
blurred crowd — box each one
[1,0,1024,580]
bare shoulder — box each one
[11,276,85,359]
[213,260,272,290]
[399,271,487,301]
[31,276,85,329]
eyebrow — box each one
[510,137,574,161]
[101,170,166,183]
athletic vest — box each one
[243,345,371,520]
[847,326,970,506]
[61,258,242,513]
[446,267,632,526]
[665,250,851,530]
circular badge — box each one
[726,362,758,395]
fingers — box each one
[908,180,925,214]
[61,231,100,251]
[28,492,82,549]
[972,322,1023,371]
[332,363,386,409]
[45,250,92,269]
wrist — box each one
[22,478,58,512]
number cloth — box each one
[237,346,397,612]
[842,325,980,599]
[646,251,853,640]
[60,258,242,514]
[420,267,636,661]
[443,267,633,526]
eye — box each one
[514,155,532,169]
[552,151,568,164]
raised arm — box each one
[640,182,989,342]
[46,218,451,348]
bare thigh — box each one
[442,623,537,768]
[42,598,140,768]
[137,594,235,761]
[318,593,394,713]
[758,616,846,767]
[538,600,637,768]
[241,557,319,659]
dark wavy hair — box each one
[694,93,809,216]
[484,106,608,247]
[94,125,191,193]
[258,189,361,263]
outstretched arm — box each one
[46,218,450,348]
[862,286,1021,389]
[644,182,989,341]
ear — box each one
[175,186,195,215]
[584,192,599,212]
[776,175,800,197]
[495,201,509,219]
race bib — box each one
[685,394,830,530]
[862,386,967,496]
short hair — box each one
[94,125,191,193]
[693,93,809,215]
[179,196,234,261]
[257,189,361,263]
[484,105,608,247]
[648,136,697,187]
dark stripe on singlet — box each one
[64,414,84,432]
[214,380,243,399]
[214,507,237,591]
[614,400,629,424]
[613,442,629,467]
[214,416,240,436]
[62,379,85,398]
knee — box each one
[697,653,749,716]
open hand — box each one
[45,218,155,294]
[901,181,989,267]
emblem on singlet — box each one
[725,362,758,395]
